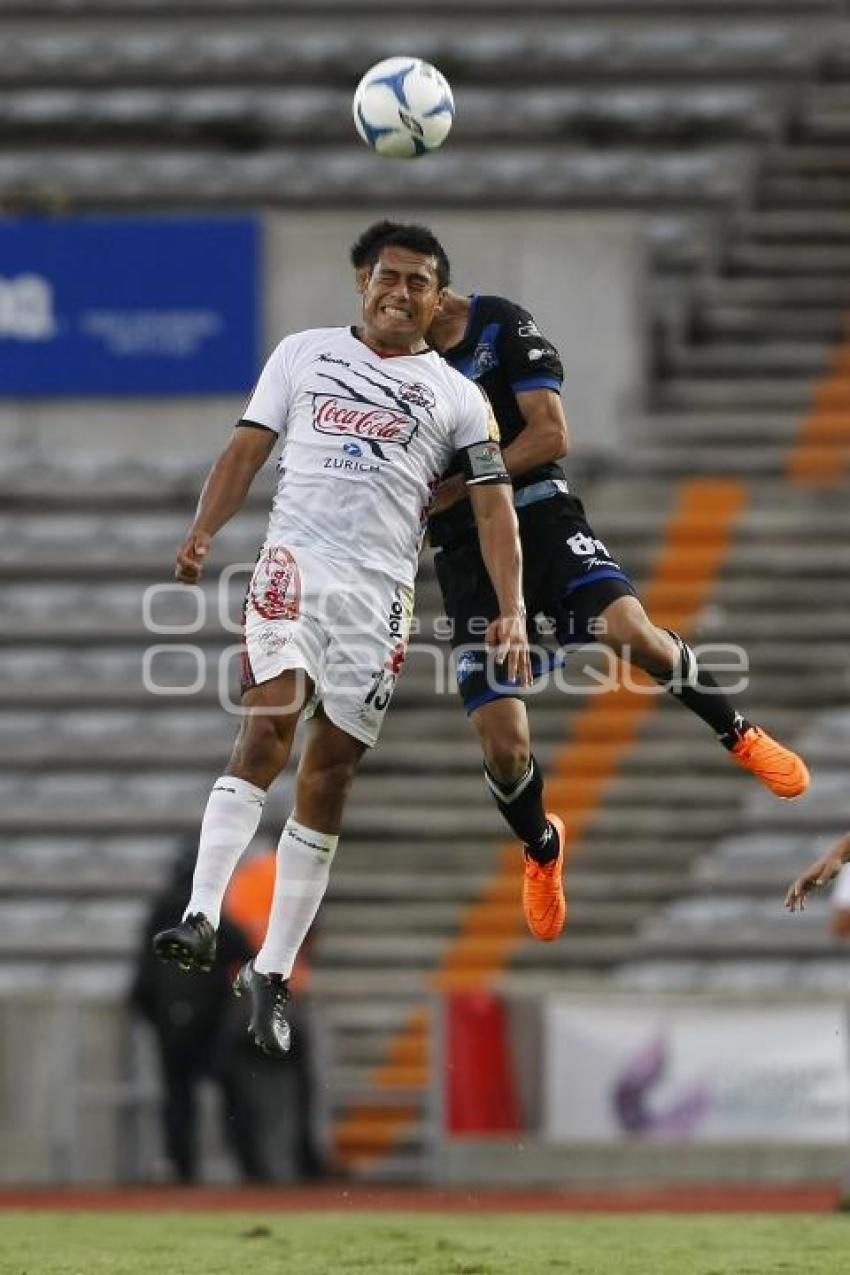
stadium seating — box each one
[0,1,846,213]
[0,146,754,208]
[3,0,850,1181]
[0,28,825,88]
[0,85,786,143]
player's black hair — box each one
[350,221,451,289]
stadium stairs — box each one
[2,0,850,1181]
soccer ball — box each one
[353,57,454,159]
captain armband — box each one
[460,439,511,487]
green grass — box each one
[1,1211,849,1275]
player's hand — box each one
[174,530,211,584]
[429,474,467,516]
[785,850,844,912]
[486,614,531,687]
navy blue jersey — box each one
[429,294,565,548]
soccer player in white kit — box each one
[153,224,530,1055]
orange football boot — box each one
[523,813,567,942]
[729,726,810,799]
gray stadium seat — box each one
[0,84,785,145]
[0,709,241,767]
[0,836,181,886]
[741,766,848,823]
[637,896,828,953]
[618,956,850,993]
[0,900,147,956]
[0,21,826,88]
[693,832,845,885]
[0,143,753,207]
[0,645,226,705]
[796,707,850,749]
[3,0,842,13]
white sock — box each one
[184,775,266,927]
[254,817,338,977]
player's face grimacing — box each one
[360,245,444,351]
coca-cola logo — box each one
[312,395,418,454]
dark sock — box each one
[659,632,751,749]
[526,821,559,865]
[484,755,557,862]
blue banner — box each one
[0,216,259,396]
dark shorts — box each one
[433,493,637,713]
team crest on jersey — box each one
[397,382,437,410]
[471,340,498,379]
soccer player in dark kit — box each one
[352,222,811,946]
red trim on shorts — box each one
[239,597,256,696]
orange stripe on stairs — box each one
[787,329,850,485]
[332,478,748,1168]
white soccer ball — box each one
[353,57,454,159]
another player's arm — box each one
[432,390,568,513]
[432,305,568,513]
[175,424,276,583]
[785,833,850,913]
[495,313,570,477]
[503,387,569,472]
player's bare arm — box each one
[785,833,850,912]
[431,388,568,515]
[504,386,569,473]
[468,481,530,686]
[175,425,276,583]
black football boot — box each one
[233,961,292,1057]
[152,912,216,973]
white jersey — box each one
[242,326,494,585]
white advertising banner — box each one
[544,999,850,1144]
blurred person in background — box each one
[131,844,271,1183]
[785,833,850,923]
[151,222,529,1057]
[224,849,323,1179]
[351,220,811,947]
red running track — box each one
[0,1184,841,1213]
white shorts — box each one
[241,542,414,748]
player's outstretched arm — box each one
[468,481,530,687]
[785,833,850,912]
[174,425,276,583]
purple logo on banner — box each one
[612,1033,711,1138]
